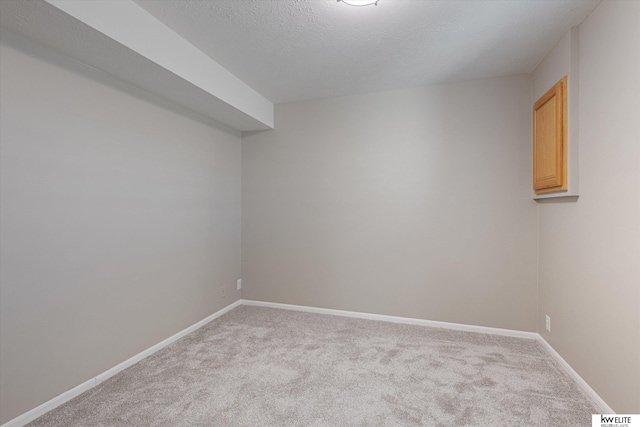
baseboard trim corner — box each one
[1,300,241,427]
[94,299,241,385]
[241,300,614,414]
[4,299,613,425]
[239,299,538,339]
[535,335,614,414]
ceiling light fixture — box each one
[338,0,379,6]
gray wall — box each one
[0,32,241,423]
[3,0,638,421]
[537,0,640,413]
[242,75,538,332]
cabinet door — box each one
[533,76,567,194]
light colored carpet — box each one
[27,305,599,426]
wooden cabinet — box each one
[533,76,568,194]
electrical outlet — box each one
[545,315,551,332]
[236,279,242,290]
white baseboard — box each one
[1,300,241,427]
[241,299,614,414]
[536,335,614,414]
[240,299,539,339]
[4,298,614,426]
[1,378,96,427]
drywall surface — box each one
[537,0,640,413]
[0,33,241,423]
[531,27,580,198]
[242,75,537,332]
[136,0,600,104]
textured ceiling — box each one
[135,0,600,104]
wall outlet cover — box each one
[237,279,242,290]
[545,315,551,332]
